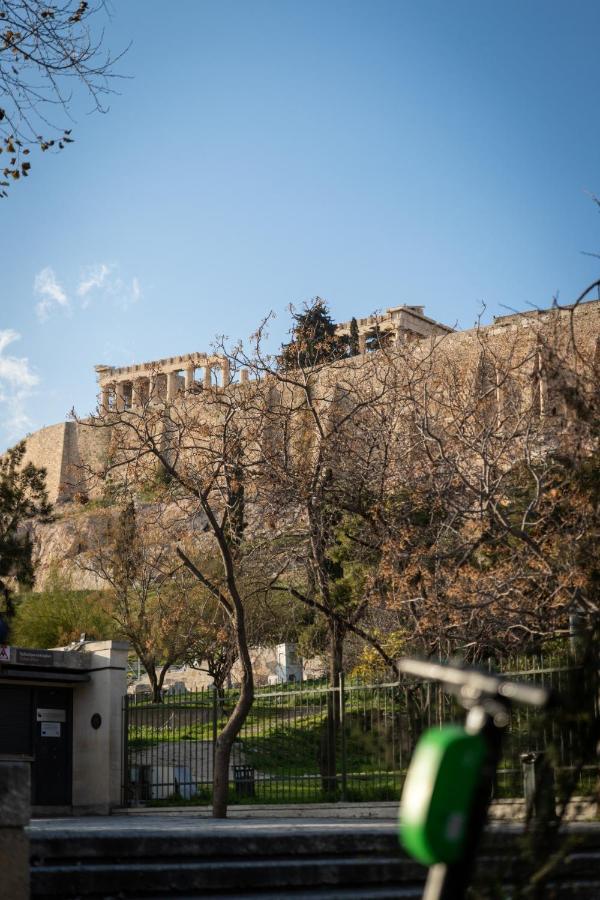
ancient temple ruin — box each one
[94,352,239,413]
[94,304,452,412]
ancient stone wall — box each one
[21,420,112,504]
[19,300,600,506]
[22,422,69,504]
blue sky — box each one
[2,0,599,452]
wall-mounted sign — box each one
[37,708,67,723]
[41,722,61,738]
[16,648,54,666]
[0,645,10,662]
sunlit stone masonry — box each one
[13,300,600,505]
[95,351,237,413]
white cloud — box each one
[0,328,19,355]
[113,275,142,309]
[0,329,39,441]
[77,263,114,306]
[131,277,142,303]
[34,267,69,322]
[33,263,142,320]
[76,263,142,310]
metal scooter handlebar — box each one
[398,657,555,710]
[398,656,555,900]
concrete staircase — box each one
[30,822,422,899]
[29,818,600,899]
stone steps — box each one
[29,819,600,899]
[30,824,423,898]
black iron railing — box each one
[122,657,598,807]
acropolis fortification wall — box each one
[18,299,600,505]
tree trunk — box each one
[145,661,163,704]
[320,619,344,796]
[155,664,171,701]
[212,675,227,717]
[212,606,254,818]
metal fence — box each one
[122,656,598,807]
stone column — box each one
[132,378,143,408]
[0,762,30,900]
[115,381,125,412]
[148,374,156,404]
[359,333,366,354]
[204,366,212,389]
[221,359,230,387]
[184,366,195,391]
[101,385,110,413]
[240,368,249,384]
[167,371,179,402]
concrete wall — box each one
[71,641,129,814]
[0,763,29,900]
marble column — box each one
[184,366,195,391]
[115,382,125,412]
[359,333,366,354]
[167,371,179,401]
[221,359,230,387]
[240,368,249,384]
[204,366,212,389]
[394,325,406,347]
[132,378,143,408]
[101,385,110,413]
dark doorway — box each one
[0,685,33,756]
[33,687,72,805]
[0,684,72,806]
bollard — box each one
[521,751,556,823]
[0,762,31,900]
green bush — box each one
[12,573,117,648]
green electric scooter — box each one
[397,658,554,900]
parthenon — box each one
[94,305,453,410]
[94,352,243,413]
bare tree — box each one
[0,0,126,195]
[183,600,237,698]
[75,363,280,817]
[370,297,600,659]
[229,308,403,686]
[78,500,205,702]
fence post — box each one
[121,694,130,807]
[212,686,218,786]
[339,672,347,801]
[521,751,556,823]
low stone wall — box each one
[0,762,30,900]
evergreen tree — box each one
[0,441,52,628]
[279,297,348,370]
[349,317,360,356]
[365,324,390,352]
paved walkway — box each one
[29,814,399,837]
[29,811,600,840]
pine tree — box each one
[279,297,348,370]
[349,317,360,356]
[0,441,52,628]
